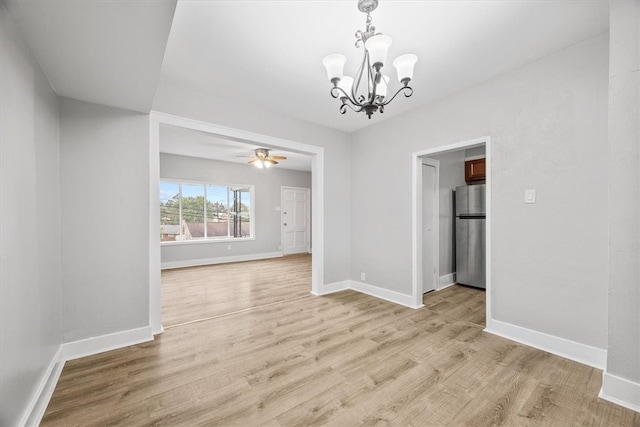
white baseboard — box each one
[20,346,64,427]
[349,280,423,309]
[599,372,640,413]
[21,326,155,426]
[437,273,456,290]
[484,319,607,369]
[161,251,283,270]
[62,326,154,361]
[313,280,422,309]
[314,280,350,295]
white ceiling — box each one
[160,124,312,172]
[4,0,177,113]
[5,0,609,132]
[159,0,609,132]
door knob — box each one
[284,223,287,226]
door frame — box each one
[149,112,325,335]
[411,136,492,329]
[281,186,311,255]
[421,159,439,294]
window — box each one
[160,181,253,242]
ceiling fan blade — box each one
[248,158,260,164]
[268,156,287,160]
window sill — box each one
[161,237,255,246]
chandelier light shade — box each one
[393,54,418,83]
[377,75,390,98]
[322,54,347,82]
[322,0,417,119]
[337,76,354,99]
[364,34,392,67]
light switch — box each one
[525,189,536,204]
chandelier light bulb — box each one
[264,161,272,168]
[365,34,392,68]
[322,54,347,83]
[255,161,264,169]
[393,54,418,84]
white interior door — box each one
[282,187,310,255]
[422,163,436,293]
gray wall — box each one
[0,3,62,425]
[606,0,640,385]
[153,81,350,284]
[160,154,311,265]
[350,35,609,349]
[60,98,150,342]
[465,146,486,158]
[426,150,466,277]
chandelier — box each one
[322,0,417,119]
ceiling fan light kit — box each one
[322,0,417,119]
[247,148,287,169]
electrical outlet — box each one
[227,244,231,250]
[525,189,536,204]
[360,272,366,281]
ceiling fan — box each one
[243,148,287,169]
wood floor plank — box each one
[42,258,640,426]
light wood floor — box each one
[42,255,639,426]
[161,254,312,327]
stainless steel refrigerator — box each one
[455,184,486,289]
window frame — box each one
[160,178,255,245]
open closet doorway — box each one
[411,136,491,327]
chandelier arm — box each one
[351,51,369,105]
[340,102,364,114]
[380,85,413,106]
[330,86,359,106]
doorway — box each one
[411,136,491,327]
[281,187,310,255]
[149,112,325,335]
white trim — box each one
[411,136,492,322]
[21,327,156,426]
[161,237,255,246]
[485,319,607,369]
[314,280,422,309]
[313,280,350,295]
[350,280,424,309]
[485,138,492,329]
[599,372,640,413]
[464,154,486,161]
[149,111,325,331]
[149,114,162,335]
[437,273,456,290]
[161,251,283,270]
[20,346,64,427]
[281,186,311,255]
[421,159,439,294]
[61,326,154,361]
